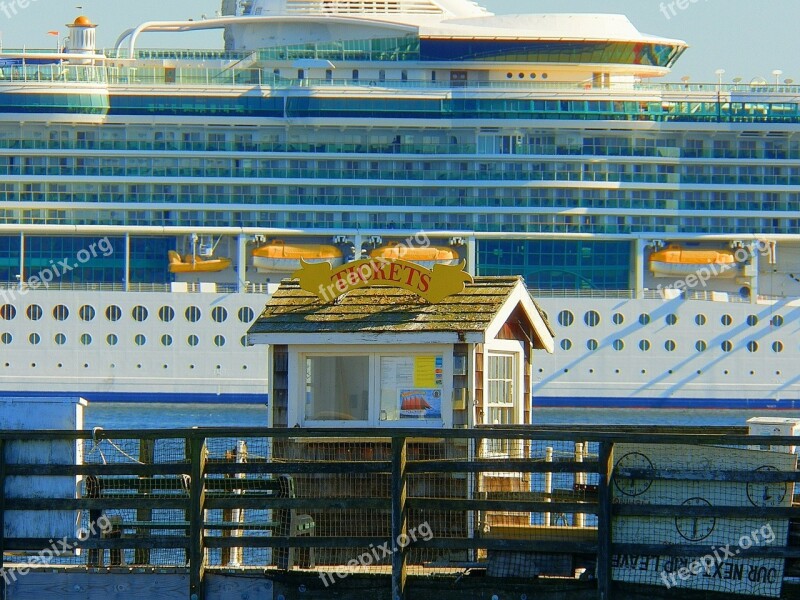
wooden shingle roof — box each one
[247,276,555,350]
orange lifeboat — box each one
[370,243,459,270]
[252,240,344,273]
[649,245,739,278]
[168,250,231,273]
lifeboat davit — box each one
[168,250,231,274]
[252,240,344,273]
[370,243,460,270]
[649,245,739,278]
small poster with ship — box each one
[399,389,441,419]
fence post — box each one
[136,438,155,566]
[189,436,207,600]
[596,442,614,600]
[544,446,553,526]
[575,443,585,528]
[0,438,5,600]
[391,436,407,600]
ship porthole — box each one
[105,305,122,322]
[159,306,175,323]
[558,310,574,327]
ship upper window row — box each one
[4,126,800,161]
[0,303,252,324]
[6,160,800,191]
[6,92,800,124]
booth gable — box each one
[247,276,554,351]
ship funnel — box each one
[66,16,97,63]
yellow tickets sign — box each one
[293,258,473,303]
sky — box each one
[0,0,796,83]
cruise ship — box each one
[0,0,798,409]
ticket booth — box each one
[247,266,555,430]
[247,265,555,564]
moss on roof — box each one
[248,276,554,337]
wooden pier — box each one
[2,426,800,599]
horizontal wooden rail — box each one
[613,543,800,559]
[613,504,800,519]
[617,468,800,483]
[406,460,600,474]
[408,498,597,514]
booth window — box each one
[305,356,370,421]
[484,352,518,455]
[300,351,446,426]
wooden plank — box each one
[4,498,189,510]
[414,538,598,554]
[205,497,389,510]
[5,572,188,600]
[206,573,273,600]
[612,542,800,559]
[2,426,800,448]
[616,468,800,483]
[406,459,600,474]
[408,498,597,514]
[596,441,613,600]
[391,437,407,600]
[207,536,391,549]
[4,537,189,551]
[206,461,392,475]
[136,438,155,566]
[4,463,190,476]
[613,504,799,519]
[189,437,206,599]
[0,438,5,600]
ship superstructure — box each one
[0,0,797,407]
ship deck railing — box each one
[0,281,273,294]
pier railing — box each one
[2,426,800,600]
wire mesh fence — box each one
[3,427,800,599]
